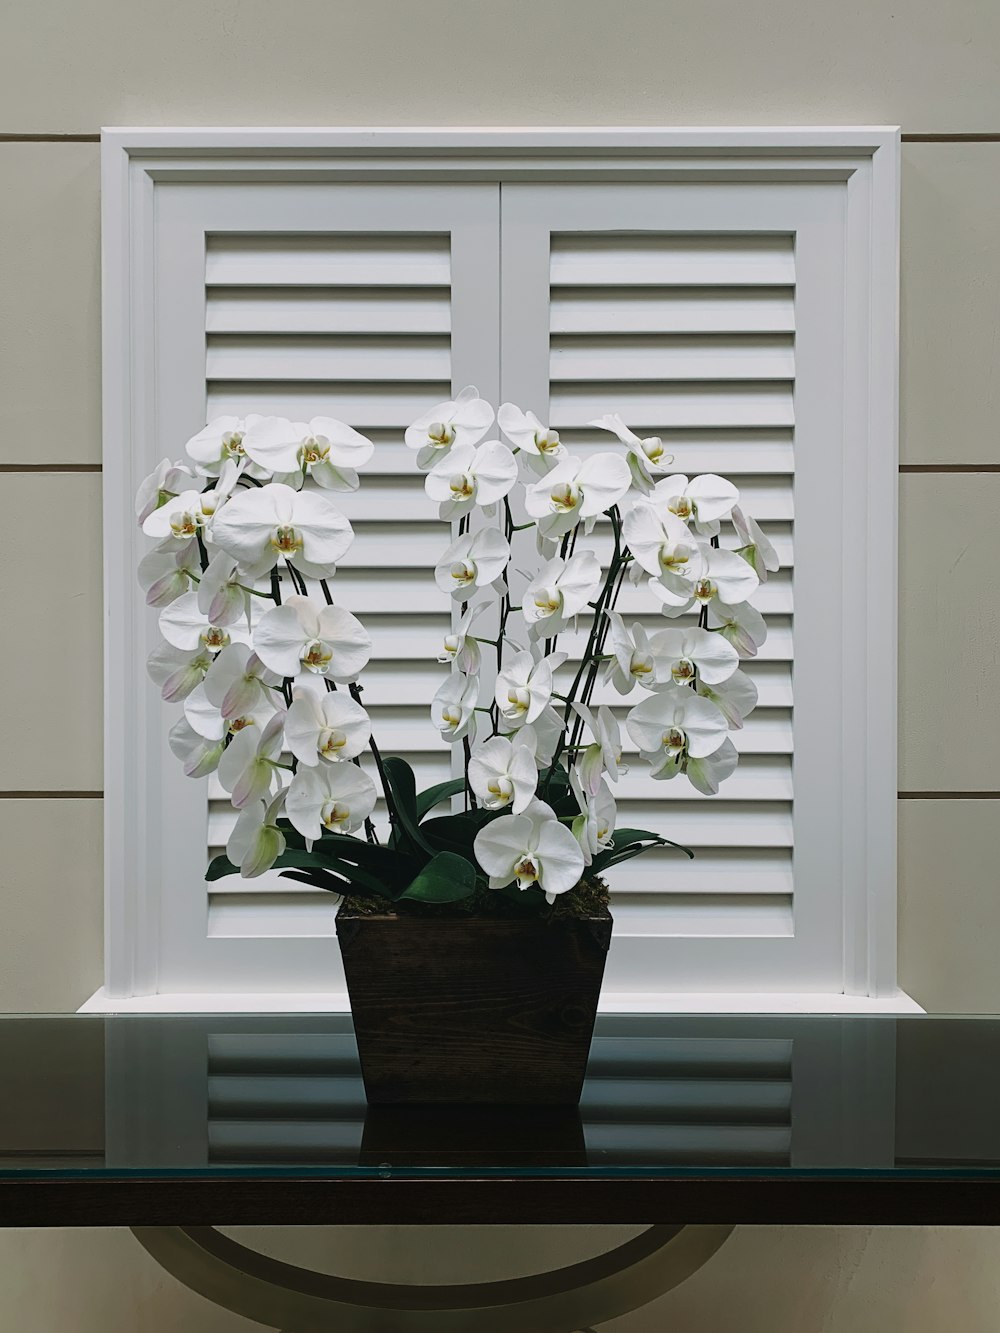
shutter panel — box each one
[149,183,499,994]
[500,183,849,995]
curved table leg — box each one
[132,1223,732,1333]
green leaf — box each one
[591,828,694,875]
[416,777,466,821]
[382,756,435,856]
[420,807,500,856]
[399,851,477,904]
[279,867,352,894]
[206,854,239,882]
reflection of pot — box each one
[360,1104,587,1168]
[337,905,613,1106]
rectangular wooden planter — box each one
[336,906,613,1106]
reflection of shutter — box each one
[501,184,848,995]
[149,184,498,993]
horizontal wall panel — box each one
[206,287,452,335]
[206,233,451,286]
[206,334,452,382]
[551,287,796,335]
[549,234,796,287]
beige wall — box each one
[1,0,999,1328]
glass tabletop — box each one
[2,1013,999,1181]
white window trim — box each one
[95,126,914,1015]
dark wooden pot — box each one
[336,905,612,1106]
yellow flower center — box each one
[550,482,579,513]
[693,578,716,603]
[441,704,464,730]
[506,687,531,716]
[671,657,696,683]
[427,421,456,448]
[300,437,330,467]
[662,726,687,757]
[642,437,666,463]
[451,559,476,586]
[669,495,694,520]
[534,587,561,614]
[322,801,351,831]
[201,626,231,652]
[660,544,691,572]
[535,429,561,454]
[272,525,303,556]
[631,653,655,680]
[514,856,539,885]
[301,640,333,673]
[169,510,202,538]
[221,431,245,458]
[449,473,475,500]
[319,728,347,757]
[228,716,256,733]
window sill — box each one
[79,987,924,1015]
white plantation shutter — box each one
[501,183,850,995]
[102,131,899,1007]
[146,183,498,994]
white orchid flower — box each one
[570,767,617,865]
[647,625,740,687]
[141,463,239,544]
[468,729,538,814]
[589,413,674,495]
[571,701,628,791]
[405,385,495,469]
[626,685,729,775]
[168,717,227,778]
[253,595,371,683]
[648,473,739,537]
[285,686,371,766]
[434,527,511,600]
[424,440,518,520]
[523,551,602,638]
[211,482,354,580]
[437,603,488,673]
[707,599,768,657]
[204,643,281,720]
[183,679,277,741]
[137,539,199,608]
[531,705,565,767]
[495,650,565,729]
[622,502,704,594]
[685,737,740,794]
[184,414,266,477]
[217,712,287,809]
[195,551,247,627]
[731,505,780,581]
[286,762,377,841]
[649,546,759,617]
[603,610,661,695]
[147,640,213,703]
[524,453,631,539]
[227,788,288,879]
[135,459,194,525]
[241,416,375,492]
[473,798,585,904]
[497,403,567,475]
[696,669,759,729]
[159,591,250,656]
[431,672,479,743]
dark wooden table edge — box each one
[3,1177,1000,1227]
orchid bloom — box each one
[468,729,538,814]
[431,672,480,743]
[217,712,287,808]
[168,717,227,779]
[286,762,377,840]
[696,669,759,729]
[211,482,354,580]
[626,686,729,776]
[405,386,495,469]
[649,546,759,617]
[204,643,281,721]
[242,416,374,492]
[572,701,628,791]
[589,413,674,494]
[647,473,740,537]
[227,789,288,878]
[137,540,199,608]
[158,591,249,656]
[196,552,248,627]
[437,603,487,674]
[424,440,518,520]
[433,528,510,600]
[495,650,565,729]
[650,735,740,793]
[603,610,661,695]
[707,599,768,657]
[732,505,780,581]
[183,679,277,741]
[285,686,371,766]
[524,453,631,539]
[523,551,602,638]
[253,595,371,683]
[147,640,213,703]
[647,625,740,687]
[473,798,585,904]
[141,460,239,544]
[621,502,704,594]
[497,403,567,474]
[135,459,194,525]
[570,767,617,864]
[184,414,265,477]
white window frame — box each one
[92,127,914,1014]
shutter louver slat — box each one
[546,231,796,942]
